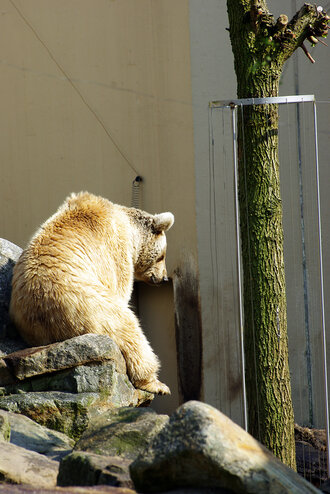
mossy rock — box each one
[57,451,133,488]
[0,391,107,440]
[75,407,169,460]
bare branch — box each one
[307,35,319,44]
[301,42,316,62]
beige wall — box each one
[0,0,197,414]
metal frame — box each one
[209,94,329,475]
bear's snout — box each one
[149,274,169,285]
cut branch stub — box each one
[275,14,288,31]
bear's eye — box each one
[157,254,165,263]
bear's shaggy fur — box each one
[9,192,174,395]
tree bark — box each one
[226,0,329,469]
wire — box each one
[9,0,140,178]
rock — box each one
[57,408,168,489]
[0,391,112,439]
[2,361,117,394]
[57,452,133,488]
[31,362,120,394]
[2,361,148,407]
[0,409,74,461]
[0,389,151,440]
[0,334,153,439]
[0,439,59,487]
[75,407,168,460]
[0,239,22,339]
[0,410,10,441]
[130,400,321,494]
[3,334,127,380]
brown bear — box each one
[9,192,174,395]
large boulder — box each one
[0,239,22,340]
[56,407,168,489]
[0,334,153,439]
[130,400,321,494]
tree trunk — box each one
[237,72,296,471]
[226,0,329,469]
[237,99,296,468]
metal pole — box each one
[231,105,248,431]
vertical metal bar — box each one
[313,100,330,476]
[231,105,248,431]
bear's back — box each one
[11,192,134,308]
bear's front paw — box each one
[153,380,171,395]
[136,379,171,396]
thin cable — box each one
[291,101,307,474]
[9,0,139,177]
[214,110,222,409]
[220,108,228,411]
[286,100,308,478]
[208,106,216,305]
[232,106,248,431]
[208,106,221,408]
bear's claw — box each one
[155,381,171,395]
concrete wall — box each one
[0,0,198,414]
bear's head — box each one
[131,210,174,285]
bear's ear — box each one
[153,212,174,233]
